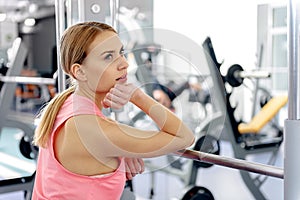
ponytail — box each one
[33,86,76,148]
[34,21,116,148]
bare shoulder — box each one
[66,114,118,131]
[63,114,122,143]
[55,115,120,175]
[55,115,111,149]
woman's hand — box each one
[124,157,145,180]
[102,83,138,109]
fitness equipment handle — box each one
[173,149,284,179]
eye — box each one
[121,48,129,59]
[120,48,125,56]
[104,53,113,60]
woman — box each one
[32,21,195,200]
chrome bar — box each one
[285,0,300,199]
[0,76,55,85]
[238,70,271,79]
[174,149,284,179]
[55,0,67,93]
[288,0,300,120]
[110,0,120,30]
[110,0,116,29]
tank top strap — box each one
[52,93,105,132]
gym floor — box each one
[0,126,284,200]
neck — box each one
[74,87,105,110]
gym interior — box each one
[0,0,298,199]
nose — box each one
[117,55,129,70]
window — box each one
[257,4,288,93]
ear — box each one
[70,63,87,81]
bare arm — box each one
[103,83,194,140]
[70,84,194,160]
[131,87,192,140]
[70,113,193,159]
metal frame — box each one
[285,0,300,199]
[0,173,36,200]
[55,0,67,93]
[0,38,36,199]
[0,38,36,134]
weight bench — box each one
[235,95,287,151]
[238,95,288,134]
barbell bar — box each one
[238,70,271,79]
[226,64,271,87]
[173,149,284,179]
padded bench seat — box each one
[238,95,288,134]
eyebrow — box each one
[100,50,114,55]
[100,45,124,55]
[100,45,124,56]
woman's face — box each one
[80,31,128,93]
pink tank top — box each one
[32,93,126,200]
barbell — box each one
[173,149,284,179]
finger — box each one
[132,158,143,174]
[102,98,123,110]
[137,158,145,173]
[133,158,144,173]
[107,92,128,105]
[126,159,137,174]
[109,87,125,98]
[107,102,123,110]
[128,158,143,174]
[114,83,129,91]
[115,83,136,96]
[125,164,133,180]
[101,98,112,108]
[105,93,127,108]
[126,160,139,179]
[101,100,110,108]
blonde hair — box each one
[34,22,116,147]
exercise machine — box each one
[0,36,56,199]
[202,37,285,200]
[0,38,36,200]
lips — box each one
[116,74,127,81]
